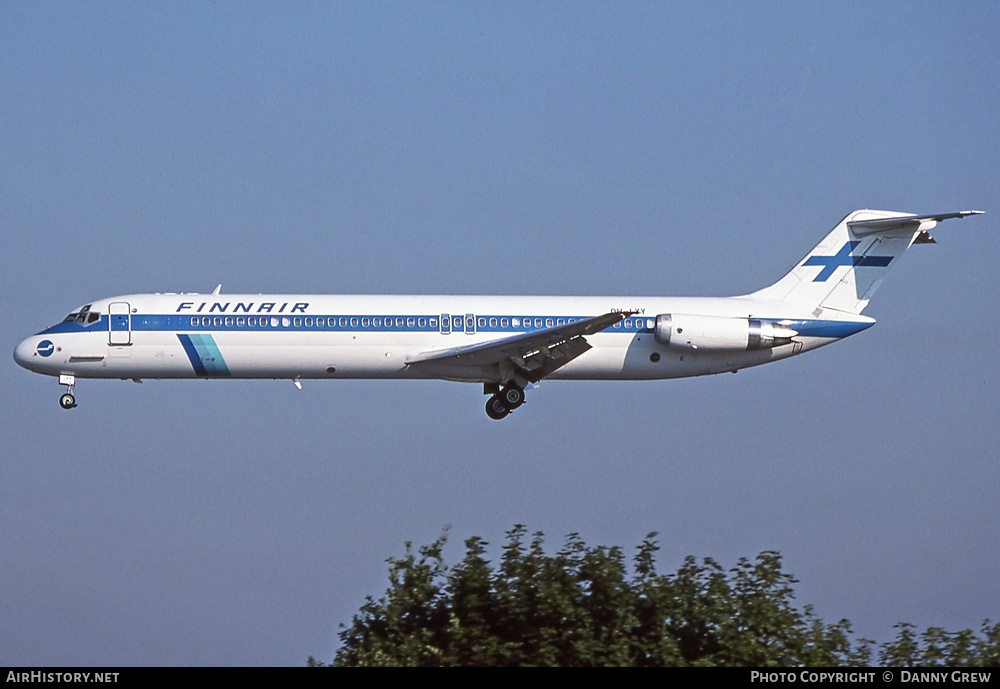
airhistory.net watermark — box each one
[6,673,118,683]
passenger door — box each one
[108,302,132,345]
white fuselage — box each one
[14,292,867,384]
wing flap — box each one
[405,311,628,376]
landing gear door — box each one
[109,302,132,345]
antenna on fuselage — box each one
[212,284,222,295]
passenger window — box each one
[501,318,508,327]
[624,319,632,328]
[305,317,313,327]
[213,317,222,327]
[512,318,519,327]
[237,317,245,326]
[248,317,256,326]
[429,318,437,327]
[362,317,370,327]
[546,318,553,327]
[191,317,198,327]
[478,317,486,328]
[350,317,358,327]
[557,318,565,326]
[293,317,301,327]
[535,318,542,328]
[202,317,210,327]
[271,317,279,327]
[407,317,415,327]
[225,317,234,326]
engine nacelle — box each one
[654,314,796,352]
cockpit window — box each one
[63,304,101,326]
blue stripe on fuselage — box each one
[177,334,206,375]
[42,313,873,341]
[177,334,230,376]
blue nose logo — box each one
[37,340,54,357]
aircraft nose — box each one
[13,336,47,372]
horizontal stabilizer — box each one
[848,210,983,236]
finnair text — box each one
[175,301,309,314]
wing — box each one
[405,311,629,383]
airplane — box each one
[14,209,983,419]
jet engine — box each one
[654,314,797,352]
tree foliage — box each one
[315,526,998,667]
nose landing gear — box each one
[58,374,77,410]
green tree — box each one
[877,621,1000,667]
[315,527,998,667]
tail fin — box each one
[748,209,983,315]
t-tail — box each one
[748,210,984,315]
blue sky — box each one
[2,3,998,666]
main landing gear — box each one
[484,383,526,420]
[58,374,77,410]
